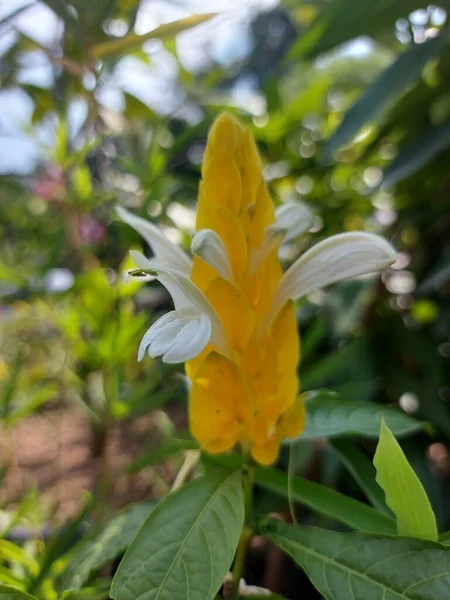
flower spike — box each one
[118,112,397,466]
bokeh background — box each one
[1,0,450,596]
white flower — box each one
[117,205,396,364]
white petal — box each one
[191,229,234,282]
[147,318,188,358]
[138,311,182,361]
[247,227,286,276]
[138,308,211,363]
[274,201,314,241]
[273,231,396,316]
[150,263,232,359]
[247,202,314,276]
[162,312,212,363]
[116,206,192,276]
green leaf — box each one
[418,253,450,295]
[92,13,216,59]
[124,93,157,121]
[439,531,450,545]
[253,464,395,534]
[260,519,450,600]
[300,391,424,439]
[330,439,389,514]
[128,438,199,473]
[373,420,438,540]
[382,119,450,187]
[111,470,244,600]
[0,540,38,572]
[59,503,154,591]
[323,31,450,160]
[288,0,427,60]
[60,583,110,600]
[0,587,37,600]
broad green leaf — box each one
[323,31,450,160]
[330,439,389,514]
[91,14,216,58]
[253,464,395,534]
[300,391,424,439]
[0,587,37,600]
[382,119,450,187]
[111,470,244,600]
[373,420,438,540]
[260,519,450,600]
[59,503,154,591]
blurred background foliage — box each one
[0,0,450,596]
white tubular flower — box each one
[247,201,313,276]
[138,309,212,363]
[116,206,192,276]
[129,258,232,362]
[274,201,314,242]
[191,229,234,282]
[271,231,397,319]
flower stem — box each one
[231,526,252,599]
[231,461,254,599]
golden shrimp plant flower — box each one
[118,113,396,465]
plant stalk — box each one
[231,461,254,599]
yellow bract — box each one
[188,113,304,465]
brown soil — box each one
[0,404,186,522]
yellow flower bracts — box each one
[187,114,304,464]
[118,113,396,466]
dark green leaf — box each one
[382,119,450,187]
[439,531,450,545]
[288,0,427,60]
[261,519,450,600]
[324,32,450,160]
[300,390,424,439]
[330,438,389,513]
[59,503,154,591]
[253,464,395,534]
[0,587,37,600]
[111,470,244,600]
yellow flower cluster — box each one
[186,114,304,464]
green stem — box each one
[231,526,252,599]
[231,462,254,599]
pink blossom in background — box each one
[32,165,65,200]
[78,215,105,245]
